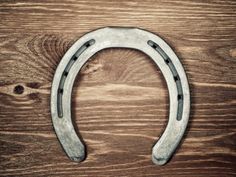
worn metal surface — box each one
[51,27,190,165]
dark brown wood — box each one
[0,0,236,176]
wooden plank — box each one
[0,0,236,176]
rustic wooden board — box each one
[0,0,236,176]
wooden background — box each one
[0,0,236,176]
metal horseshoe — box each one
[51,27,190,165]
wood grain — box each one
[0,0,236,176]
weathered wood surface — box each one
[0,0,236,176]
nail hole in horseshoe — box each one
[174,75,179,81]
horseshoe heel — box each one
[51,27,190,165]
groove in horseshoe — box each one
[147,40,183,121]
[57,39,95,118]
